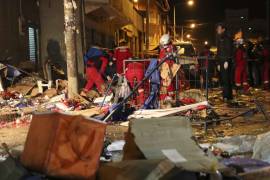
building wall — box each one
[39,0,84,81]
[110,0,143,32]
[0,0,39,66]
[84,0,144,55]
[148,2,166,50]
[39,0,66,74]
[84,15,116,49]
[0,0,20,63]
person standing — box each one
[159,34,179,105]
[234,39,249,93]
[216,23,233,101]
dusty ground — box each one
[0,127,29,148]
[0,88,270,152]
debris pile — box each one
[0,71,269,179]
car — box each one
[174,41,196,57]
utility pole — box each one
[64,0,79,98]
[146,0,150,50]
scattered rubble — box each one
[0,74,270,179]
[252,131,270,163]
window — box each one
[28,27,38,62]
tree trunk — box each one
[64,0,78,98]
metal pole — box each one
[174,6,176,41]
[206,56,209,101]
[181,26,184,42]
[146,0,150,50]
[175,57,180,107]
[99,74,117,109]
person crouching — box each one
[82,47,108,95]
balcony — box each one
[84,0,143,32]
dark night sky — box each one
[169,0,268,47]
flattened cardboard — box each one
[128,116,218,173]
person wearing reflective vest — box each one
[159,34,179,104]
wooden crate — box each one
[21,112,106,180]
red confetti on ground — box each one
[0,115,32,129]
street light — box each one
[133,0,138,3]
[204,41,208,45]
[186,34,191,39]
[187,0,194,6]
[174,0,195,41]
[190,23,196,29]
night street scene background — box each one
[0,0,270,180]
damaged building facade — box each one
[0,0,169,80]
[1,0,270,180]
[85,0,169,55]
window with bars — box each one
[28,27,37,62]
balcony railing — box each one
[110,0,143,31]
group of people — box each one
[81,35,183,107]
[81,41,132,96]
[81,23,270,107]
[215,23,270,102]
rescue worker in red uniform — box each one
[83,47,108,94]
[113,40,132,74]
[261,42,270,90]
[159,34,179,105]
[234,39,249,92]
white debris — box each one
[213,135,257,154]
[107,140,125,152]
[252,131,270,163]
[129,101,208,119]
[49,94,66,103]
[93,94,113,105]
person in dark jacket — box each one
[216,23,233,101]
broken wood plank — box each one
[129,101,208,119]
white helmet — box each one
[235,38,244,47]
[160,34,171,46]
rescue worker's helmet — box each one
[235,38,244,48]
[236,38,244,45]
[160,34,171,46]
